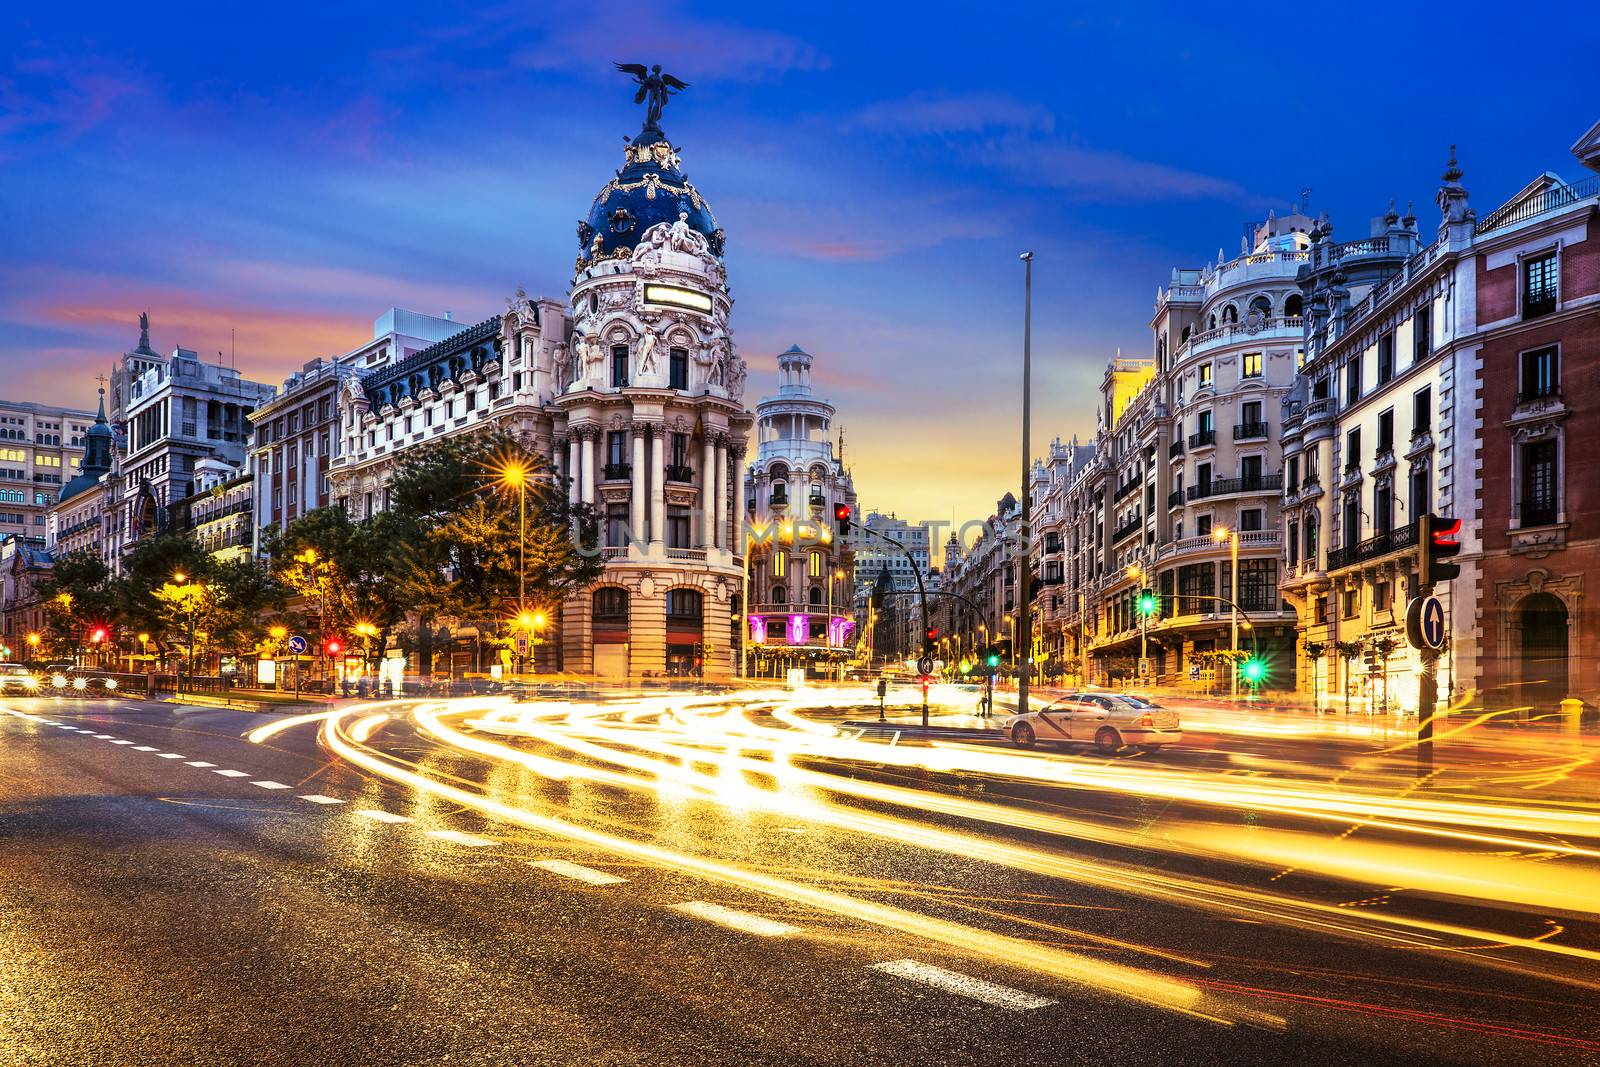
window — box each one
[1242,352,1262,379]
[1378,331,1395,384]
[1378,409,1394,453]
[1288,520,1300,566]
[1199,363,1213,388]
[671,433,689,468]
[771,584,787,603]
[1197,462,1212,492]
[1304,514,1319,562]
[1288,456,1300,487]
[1312,376,1330,400]
[1346,428,1360,470]
[607,430,627,467]
[1196,514,1213,537]
[669,347,689,390]
[1410,463,1430,519]
[1414,305,1431,362]
[1345,356,1362,404]
[773,551,787,578]
[1523,252,1558,319]
[1413,387,1431,436]
[1522,440,1558,526]
[1374,582,1391,613]
[1240,454,1263,485]
[1241,400,1262,425]
[1240,509,1263,531]
[1198,409,1214,434]
[809,550,823,577]
[1343,588,1360,619]
[666,507,691,548]
[1519,346,1558,401]
[1314,595,1329,625]
[605,504,629,547]
[667,589,703,620]
[1374,479,1393,534]
[594,587,629,621]
[1343,495,1360,549]
[611,344,629,387]
[1238,559,1277,612]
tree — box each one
[117,534,210,658]
[37,550,116,661]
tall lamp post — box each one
[173,571,198,687]
[1212,526,1240,700]
[1017,250,1034,718]
[498,460,530,670]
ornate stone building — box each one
[742,345,856,678]
[327,100,752,680]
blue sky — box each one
[2,1,1594,524]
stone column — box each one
[651,428,666,550]
[566,437,579,505]
[630,425,646,551]
[731,444,747,558]
[580,429,595,505]
[714,435,728,552]
[702,436,717,549]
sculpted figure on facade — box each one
[552,341,572,387]
[727,354,747,401]
[636,330,659,376]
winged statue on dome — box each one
[615,63,689,127]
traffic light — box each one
[90,627,107,644]
[833,503,851,537]
[1136,590,1158,617]
[983,646,1001,670]
[1241,657,1266,685]
[1418,513,1462,588]
[326,639,343,656]
[926,627,940,643]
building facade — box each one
[742,345,857,677]
[47,391,118,566]
[0,399,93,544]
[328,106,753,680]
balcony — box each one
[665,464,695,483]
[1233,421,1269,441]
[1113,477,1141,502]
[1188,429,1216,450]
[1167,489,1184,509]
[1186,474,1282,501]
[1168,439,1184,459]
[1113,516,1144,543]
[1326,522,1418,571]
[602,462,632,481]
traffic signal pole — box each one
[1018,251,1034,720]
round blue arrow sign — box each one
[287,635,309,655]
[1420,596,1446,651]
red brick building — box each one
[1471,125,1600,712]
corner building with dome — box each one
[328,101,753,681]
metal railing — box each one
[1327,522,1418,571]
[1186,474,1282,501]
[602,462,632,481]
[1188,429,1216,449]
[1112,516,1144,543]
[1476,176,1598,236]
[1168,439,1184,458]
[665,464,695,483]
[1167,489,1184,508]
[1233,421,1269,440]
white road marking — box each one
[426,829,495,847]
[93,734,114,739]
[871,960,1057,1011]
[532,859,628,886]
[355,809,411,824]
[132,745,158,752]
[298,795,345,805]
[157,753,185,759]
[108,740,134,745]
[185,761,216,768]
[249,780,291,790]
[671,901,800,938]
[212,769,250,778]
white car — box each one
[1005,692,1182,753]
[0,663,41,692]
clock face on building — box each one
[643,284,713,313]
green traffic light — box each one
[1137,592,1158,616]
[1241,658,1266,684]
[985,654,1000,668]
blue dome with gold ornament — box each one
[579,123,723,261]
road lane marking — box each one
[185,761,216,768]
[871,960,1056,1011]
[298,794,345,805]
[108,740,134,745]
[250,780,291,790]
[532,859,628,886]
[426,829,495,847]
[93,734,114,739]
[355,809,411,824]
[157,753,185,759]
[132,746,158,752]
[671,901,799,937]
[212,769,250,778]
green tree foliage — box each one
[36,549,116,658]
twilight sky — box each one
[2,2,1593,527]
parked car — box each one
[1003,691,1182,753]
[47,667,120,692]
[0,663,40,692]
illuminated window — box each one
[809,550,823,577]
[773,552,787,578]
[1199,363,1213,388]
[1242,352,1262,379]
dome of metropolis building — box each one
[579,123,724,260]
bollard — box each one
[1561,698,1584,747]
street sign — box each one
[1406,596,1447,651]
[286,635,308,655]
[515,635,529,654]
[916,655,935,676]
[1138,658,1151,677]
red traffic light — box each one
[326,639,343,655]
[90,627,107,643]
[833,503,850,522]
[1430,517,1462,549]
[926,627,940,641]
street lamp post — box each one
[498,460,530,673]
[1213,526,1239,700]
[173,571,197,689]
[1018,249,1034,719]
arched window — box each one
[771,585,787,603]
[593,587,629,621]
[1222,304,1238,324]
[666,589,703,620]
[1249,295,1272,319]
[1284,294,1304,318]
[1208,314,1217,330]
[773,552,787,577]
[809,586,824,606]
[809,550,823,577]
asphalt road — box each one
[2,695,1598,1066]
